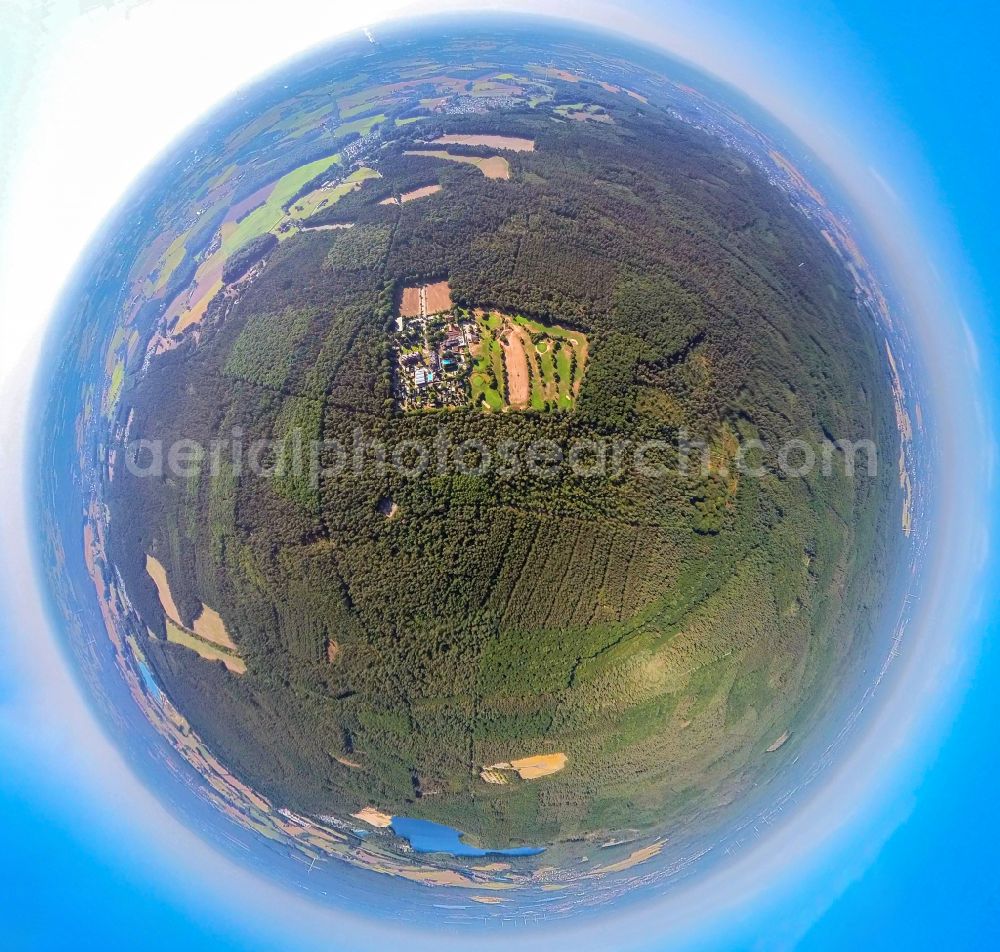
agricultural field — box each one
[380,183,442,205]
[335,112,387,138]
[165,620,246,675]
[288,167,380,219]
[403,149,511,179]
[432,134,535,151]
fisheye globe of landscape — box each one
[34,15,925,928]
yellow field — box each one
[585,840,665,877]
[482,752,567,781]
[148,553,243,672]
[351,807,393,827]
[146,554,181,623]
[403,150,510,180]
[432,134,534,152]
[191,604,236,650]
[166,620,246,674]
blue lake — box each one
[390,817,545,857]
[137,660,162,703]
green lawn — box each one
[335,113,387,138]
[555,342,574,408]
[226,152,342,251]
[288,166,379,220]
[104,359,125,417]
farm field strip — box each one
[166,621,246,674]
[432,134,535,151]
[147,554,243,671]
[161,157,383,338]
[404,149,511,180]
[380,183,443,205]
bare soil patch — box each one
[500,329,531,408]
[400,286,422,318]
[424,279,452,314]
[351,807,393,827]
[400,183,442,202]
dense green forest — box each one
[106,87,897,849]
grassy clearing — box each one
[335,113,387,138]
[555,342,574,408]
[555,103,612,123]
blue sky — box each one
[1,1,997,949]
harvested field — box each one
[585,840,665,877]
[483,753,568,781]
[766,730,790,752]
[146,554,181,624]
[352,807,393,827]
[404,150,510,180]
[476,156,511,179]
[191,604,236,651]
[401,183,442,202]
[400,286,422,318]
[399,280,452,318]
[424,279,452,314]
[509,753,567,779]
[433,134,534,152]
[166,620,246,674]
[480,767,510,784]
[149,553,243,669]
[500,327,531,408]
